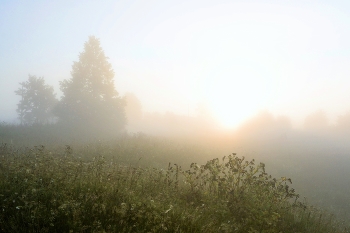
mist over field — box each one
[1,0,350,231]
[122,102,350,220]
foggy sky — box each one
[1,0,350,128]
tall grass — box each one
[0,142,348,233]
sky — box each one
[1,0,350,128]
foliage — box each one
[0,142,348,233]
[14,75,57,125]
[54,36,126,133]
[124,92,143,124]
[336,112,350,134]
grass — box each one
[0,139,349,233]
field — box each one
[0,124,349,232]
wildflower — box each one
[165,205,173,214]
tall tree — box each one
[15,75,57,125]
[55,36,126,132]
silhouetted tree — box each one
[235,111,292,143]
[54,36,126,133]
[303,110,329,132]
[336,111,350,133]
[15,75,57,125]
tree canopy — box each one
[15,75,57,125]
[54,36,126,133]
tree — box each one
[15,75,57,125]
[124,92,143,123]
[303,110,329,132]
[54,36,126,133]
[336,111,350,134]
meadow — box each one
[0,123,349,232]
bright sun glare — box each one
[209,93,263,130]
[196,57,274,129]
[212,107,251,129]
[177,8,283,129]
[130,2,321,128]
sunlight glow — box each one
[149,5,287,129]
[108,1,348,129]
[208,84,266,129]
[212,104,258,129]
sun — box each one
[210,101,258,130]
[203,75,269,130]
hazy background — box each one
[2,0,350,129]
[1,0,350,222]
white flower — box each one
[165,205,173,214]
